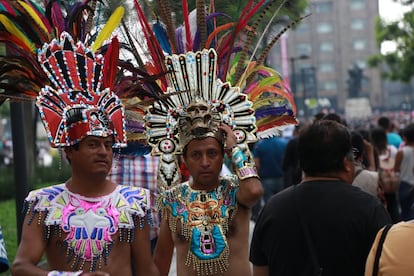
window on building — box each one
[350,0,365,10]
[350,19,365,30]
[320,42,334,52]
[296,43,312,56]
[355,59,367,69]
[296,22,310,32]
[319,63,335,73]
[353,39,366,50]
[314,2,333,13]
[317,22,333,34]
[321,80,337,91]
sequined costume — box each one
[23,184,151,271]
[161,175,238,274]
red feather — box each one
[103,36,119,90]
[0,0,17,16]
[133,0,165,75]
[182,0,192,51]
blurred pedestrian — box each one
[282,123,304,188]
[0,225,9,273]
[252,135,288,221]
[378,116,403,149]
[394,123,414,220]
[365,221,414,276]
[351,131,379,199]
[371,127,400,222]
[250,120,391,276]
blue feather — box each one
[152,21,172,54]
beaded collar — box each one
[161,175,238,275]
[24,184,151,271]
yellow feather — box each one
[17,1,49,36]
[0,14,35,52]
[91,6,125,52]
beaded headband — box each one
[36,32,127,148]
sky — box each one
[378,0,411,53]
[379,0,410,22]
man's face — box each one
[183,137,224,189]
[66,136,114,177]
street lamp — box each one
[289,54,310,119]
[289,54,310,95]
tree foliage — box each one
[367,2,414,82]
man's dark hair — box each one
[351,131,365,160]
[182,137,225,158]
[322,113,347,126]
[377,116,391,130]
[370,127,388,152]
[65,143,80,164]
[298,120,352,176]
[403,123,414,143]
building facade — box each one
[270,0,384,116]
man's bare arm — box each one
[217,123,263,208]
[237,177,263,208]
[153,216,174,276]
[11,212,49,276]
[132,218,159,276]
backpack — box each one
[378,149,400,194]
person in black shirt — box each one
[250,120,391,276]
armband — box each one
[231,146,259,180]
[47,271,83,276]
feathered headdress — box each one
[36,32,126,147]
[111,0,307,187]
[0,0,128,147]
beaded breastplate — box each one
[162,176,238,275]
[24,184,151,271]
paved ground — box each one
[168,220,255,275]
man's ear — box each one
[180,155,186,165]
[343,157,353,172]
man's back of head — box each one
[378,116,392,131]
[299,120,352,177]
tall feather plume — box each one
[0,1,17,16]
[91,6,125,52]
[13,1,51,44]
[182,0,192,51]
[132,0,165,74]
[120,20,144,67]
[195,0,207,51]
[256,14,311,66]
[17,1,50,36]
[85,0,98,36]
[45,0,66,35]
[103,36,119,90]
[219,0,266,80]
[236,0,286,87]
[0,0,122,104]
[66,2,93,42]
[156,0,177,53]
[233,0,275,84]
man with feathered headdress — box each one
[10,30,158,276]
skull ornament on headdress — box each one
[36,32,127,148]
[178,98,223,147]
[145,49,257,187]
